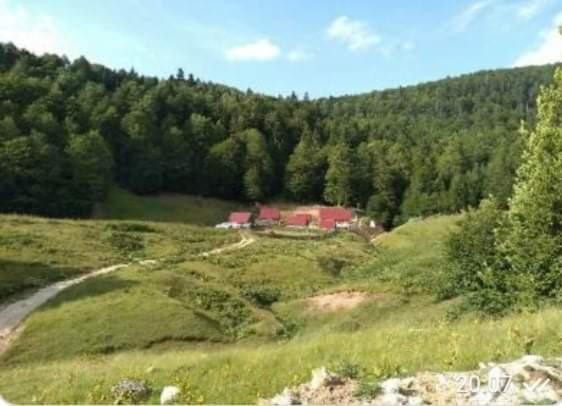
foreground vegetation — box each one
[2,214,561,403]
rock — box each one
[520,355,544,365]
[487,366,510,394]
[471,390,495,405]
[407,396,424,406]
[379,393,408,405]
[271,388,299,406]
[309,367,328,390]
[0,395,10,406]
[380,378,402,394]
[160,385,181,404]
[308,367,342,390]
[520,385,559,405]
[398,378,417,396]
[111,379,150,403]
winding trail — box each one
[0,232,255,354]
[200,231,255,256]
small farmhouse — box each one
[319,218,336,231]
[228,211,253,229]
[319,207,354,229]
[286,213,312,228]
[256,206,281,226]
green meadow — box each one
[1,212,561,403]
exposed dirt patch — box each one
[306,291,373,312]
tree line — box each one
[0,42,558,226]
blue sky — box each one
[1,0,561,96]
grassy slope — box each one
[93,187,246,226]
[1,215,561,403]
[0,215,237,303]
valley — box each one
[1,207,561,403]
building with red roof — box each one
[286,213,312,228]
[319,218,336,231]
[228,212,253,228]
[319,207,353,223]
[258,207,281,221]
[256,206,281,226]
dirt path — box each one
[200,231,255,256]
[0,233,255,355]
[0,264,129,344]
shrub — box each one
[108,232,144,255]
[442,198,538,315]
[332,361,363,379]
[318,256,348,277]
[242,286,281,307]
[106,223,157,233]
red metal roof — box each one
[319,207,353,222]
[229,212,252,224]
[319,218,336,230]
[258,207,281,221]
[286,213,311,226]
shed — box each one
[228,212,253,228]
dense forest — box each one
[0,42,558,227]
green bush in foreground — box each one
[445,68,562,315]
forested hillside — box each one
[0,42,557,226]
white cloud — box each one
[449,0,495,32]
[513,12,562,66]
[225,38,281,62]
[516,0,552,19]
[0,0,73,56]
[287,49,313,62]
[400,41,415,51]
[326,16,380,52]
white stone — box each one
[160,386,181,405]
[380,393,408,405]
[0,395,10,406]
[470,391,495,405]
[407,396,424,406]
[519,355,544,365]
[271,388,297,406]
[309,367,328,390]
[488,366,510,393]
[521,385,559,405]
[380,378,402,394]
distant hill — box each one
[0,42,558,226]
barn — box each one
[318,207,354,229]
[286,213,312,228]
[319,218,336,231]
[256,206,281,226]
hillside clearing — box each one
[93,187,247,226]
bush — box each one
[242,286,281,307]
[442,198,538,315]
[108,232,144,255]
[318,256,348,277]
[106,223,157,233]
